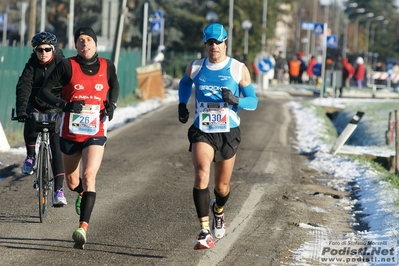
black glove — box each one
[17,112,27,123]
[222,88,239,106]
[178,103,189,124]
[62,100,85,113]
[105,100,117,121]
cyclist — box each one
[38,27,119,249]
[178,23,258,249]
[15,31,67,207]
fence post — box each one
[386,112,395,145]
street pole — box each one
[227,0,234,56]
[353,13,373,53]
[160,17,164,47]
[364,16,384,66]
[112,0,127,71]
[68,0,75,49]
[28,0,37,44]
[261,0,268,52]
[2,9,8,46]
[342,8,365,58]
[146,32,152,63]
[320,23,328,100]
[241,20,252,66]
[141,2,148,66]
[20,2,28,46]
[40,0,46,32]
[311,0,317,55]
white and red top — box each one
[60,57,109,142]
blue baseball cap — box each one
[203,23,228,43]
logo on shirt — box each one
[199,85,223,97]
[94,84,104,91]
[199,74,206,82]
[219,75,230,81]
[74,84,84,90]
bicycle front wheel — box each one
[37,144,50,222]
[162,74,174,89]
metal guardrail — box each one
[367,71,399,91]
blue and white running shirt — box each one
[190,57,243,132]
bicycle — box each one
[11,108,59,222]
[162,73,174,90]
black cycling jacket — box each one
[15,49,64,116]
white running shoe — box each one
[193,229,215,250]
[210,199,226,239]
[53,189,67,206]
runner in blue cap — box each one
[178,23,258,249]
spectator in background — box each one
[251,61,260,82]
[306,56,317,85]
[153,45,165,73]
[354,57,366,89]
[375,61,385,72]
[374,61,386,87]
[334,55,344,97]
[334,55,343,70]
[325,55,334,70]
[392,63,399,91]
[342,57,355,90]
[297,51,306,84]
[288,55,301,84]
[275,51,287,84]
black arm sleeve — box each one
[38,59,72,107]
[15,59,34,115]
[106,59,119,103]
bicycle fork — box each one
[33,133,53,191]
[33,133,41,191]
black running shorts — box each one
[59,136,107,155]
[188,125,241,162]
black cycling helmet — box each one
[31,32,57,47]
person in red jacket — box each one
[343,58,355,89]
[354,57,365,89]
[306,56,317,85]
[251,61,260,82]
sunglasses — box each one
[205,39,223,45]
[35,47,53,53]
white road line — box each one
[197,184,265,266]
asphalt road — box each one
[0,95,353,265]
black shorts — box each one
[60,136,107,155]
[188,125,241,162]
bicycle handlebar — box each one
[11,108,19,121]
